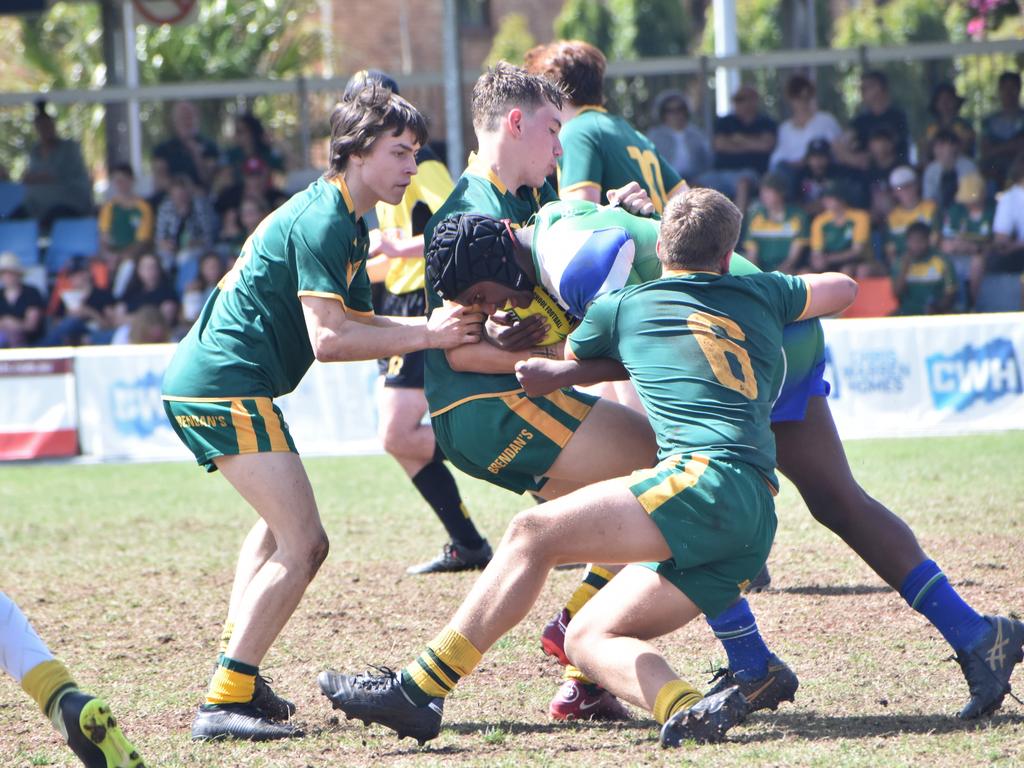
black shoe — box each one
[955,615,1024,719]
[252,674,296,721]
[190,702,304,741]
[745,564,771,593]
[660,686,749,747]
[406,540,492,575]
[318,667,443,745]
[705,654,798,713]
[58,691,145,768]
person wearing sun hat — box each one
[0,251,45,347]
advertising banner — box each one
[821,313,1024,439]
[74,345,381,463]
[0,351,77,460]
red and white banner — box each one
[0,351,77,459]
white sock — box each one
[0,592,55,683]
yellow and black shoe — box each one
[955,615,1024,719]
[191,702,303,741]
[58,692,145,768]
[660,686,748,747]
[705,654,798,713]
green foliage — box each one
[484,13,537,67]
[554,0,614,54]
[0,0,322,180]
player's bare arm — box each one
[301,295,482,362]
[798,272,858,318]
[515,357,629,397]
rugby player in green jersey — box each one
[525,39,684,414]
[319,189,858,747]
[161,86,483,742]
[476,197,1024,721]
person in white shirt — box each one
[769,75,842,183]
[970,153,1024,305]
[922,129,979,211]
[645,90,712,181]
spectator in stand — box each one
[224,112,285,183]
[99,162,153,295]
[180,251,226,326]
[742,172,808,272]
[861,127,901,217]
[117,251,179,329]
[809,180,872,276]
[698,84,777,212]
[214,156,287,223]
[833,70,910,169]
[796,137,844,217]
[980,71,1024,190]
[645,90,712,181]
[126,305,171,345]
[155,175,217,270]
[920,82,976,162]
[215,195,269,258]
[20,101,92,228]
[939,173,994,307]
[41,256,116,346]
[892,221,956,316]
[971,152,1024,305]
[769,74,842,193]
[0,252,45,348]
[153,101,219,189]
[886,166,936,267]
[922,129,979,212]
[147,155,171,215]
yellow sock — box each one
[21,659,77,716]
[653,679,702,724]
[563,664,595,685]
[564,565,615,618]
[401,627,482,704]
[218,619,235,656]
[206,659,257,705]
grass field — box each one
[1,432,1023,767]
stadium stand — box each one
[45,217,99,274]
[0,218,40,267]
[0,181,26,218]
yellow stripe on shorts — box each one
[501,395,573,447]
[546,389,592,421]
[230,399,259,453]
[254,397,289,451]
[635,454,710,514]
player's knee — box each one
[563,617,598,666]
[379,417,413,458]
[503,508,556,555]
[306,528,330,580]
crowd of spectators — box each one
[650,69,1024,315]
[2,68,1023,350]
[0,100,279,349]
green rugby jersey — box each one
[742,203,807,271]
[939,203,995,242]
[99,198,153,248]
[568,269,810,484]
[558,107,685,215]
[163,176,372,399]
[424,157,559,415]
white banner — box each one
[0,350,77,459]
[74,345,381,463]
[821,313,1024,439]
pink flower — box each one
[966,16,986,37]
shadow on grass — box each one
[445,719,656,736]
[739,710,1024,742]
[774,584,893,596]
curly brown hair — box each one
[523,40,605,107]
[471,62,564,133]
[326,84,427,178]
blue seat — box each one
[975,273,1023,313]
[0,218,40,267]
[0,182,25,218]
[45,217,99,274]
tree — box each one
[485,13,537,67]
[0,0,323,180]
[554,0,614,55]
